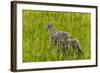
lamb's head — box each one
[47,21,55,30]
[47,24,53,30]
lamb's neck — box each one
[49,28,57,36]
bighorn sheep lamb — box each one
[47,22,83,54]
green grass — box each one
[22,10,91,62]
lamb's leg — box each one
[59,41,70,59]
[72,39,83,55]
[59,44,66,60]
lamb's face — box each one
[47,24,53,30]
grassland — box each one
[22,10,91,62]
